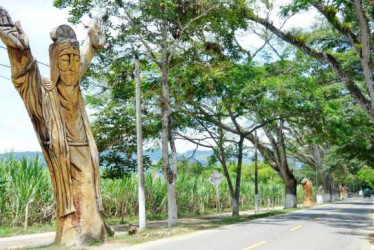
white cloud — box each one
[0,134,41,153]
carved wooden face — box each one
[58,47,80,86]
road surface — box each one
[127,197,373,250]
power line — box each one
[0,75,11,80]
[0,63,10,68]
[0,45,50,67]
[37,60,50,67]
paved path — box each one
[0,232,55,249]
[126,198,373,250]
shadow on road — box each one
[235,198,373,241]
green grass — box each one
[107,207,302,246]
[0,223,55,237]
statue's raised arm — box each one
[0,6,34,75]
[79,17,105,79]
[0,6,44,121]
[0,6,29,50]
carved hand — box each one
[0,6,29,50]
[88,17,105,50]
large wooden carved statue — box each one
[301,178,315,207]
[0,6,110,246]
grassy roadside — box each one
[0,206,272,238]
[28,207,302,249]
[107,208,301,246]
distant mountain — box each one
[0,149,254,166]
[145,149,217,165]
[178,150,255,165]
[0,151,46,165]
[0,151,43,160]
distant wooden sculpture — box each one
[342,186,348,199]
[339,184,343,200]
[301,178,315,207]
[0,6,110,246]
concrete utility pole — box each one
[135,52,146,230]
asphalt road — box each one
[127,197,373,250]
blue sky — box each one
[0,0,318,153]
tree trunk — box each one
[254,130,259,214]
[312,144,322,187]
[216,127,237,216]
[168,127,178,227]
[231,196,239,217]
[284,176,297,209]
[233,136,244,217]
[278,120,298,209]
[169,127,178,177]
[166,179,178,227]
[135,53,146,230]
[160,9,177,227]
[322,173,333,202]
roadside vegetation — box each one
[0,155,303,236]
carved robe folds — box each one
[11,56,105,243]
[1,6,108,244]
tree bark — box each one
[169,127,178,177]
[231,197,239,217]
[322,173,333,202]
[312,144,322,187]
[160,9,178,227]
[277,120,297,208]
[134,52,146,230]
[166,178,178,227]
[168,126,178,227]
[284,175,297,209]
[254,130,259,214]
[232,135,244,217]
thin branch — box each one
[353,0,374,111]
[168,3,221,62]
[175,132,214,149]
[124,11,162,67]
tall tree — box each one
[176,108,246,216]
